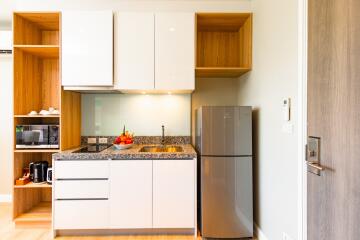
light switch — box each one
[282,98,291,121]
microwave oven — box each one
[16,125,59,149]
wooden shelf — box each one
[14,202,52,224]
[196,67,251,78]
[14,182,52,189]
[14,114,60,118]
[14,45,59,58]
[14,149,59,153]
[196,13,252,78]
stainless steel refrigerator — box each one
[195,106,253,239]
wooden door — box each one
[307,0,360,239]
[114,12,155,91]
[62,11,113,86]
[109,160,152,229]
[154,13,195,91]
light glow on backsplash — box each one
[82,94,191,136]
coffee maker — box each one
[29,161,48,183]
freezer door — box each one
[200,106,252,156]
[201,156,253,238]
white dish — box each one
[28,111,38,116]
[113,143,133,150]
[39,110,50,115]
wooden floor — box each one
[0,203,203,240]
[0,203,256,240]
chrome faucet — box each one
[161,125,165,145]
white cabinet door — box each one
[62,11,113,86]
[110,160,152,228]
[153,159,195,228]
[54,200,109,229]
[114,12,154,91]
[155,13,195,91]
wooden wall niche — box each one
[196,13,253,78]
[13,48,60,115]
[13,12,59,45]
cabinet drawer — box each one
[54,160,109,179]
[55,180,109,199]
[54,200,109,229]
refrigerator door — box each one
[199,106,252,156]
[201,156,253,238]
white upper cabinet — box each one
[155,13,195,91]
[114,13,154,91]
[62,11,113,86]
[114,12,195,92]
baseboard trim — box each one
[0,194,12,203]
[254,224,269,240]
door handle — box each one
[307,161,324,171]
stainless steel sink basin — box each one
[139,145,183,153]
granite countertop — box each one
[53,144,197,160]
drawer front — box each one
[54,200,109,229]
[55,180,109,199]
[54,160,109,179]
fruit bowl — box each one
[113,143,133,150]
[113,126,134,150]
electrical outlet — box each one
[99,138,108,144]
[283,232,294,240]
[87,137,97,144]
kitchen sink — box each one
[139,145,183,153]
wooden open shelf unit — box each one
[195,13,253,78]
[13,12,81,227]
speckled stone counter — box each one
[53,144,197,160]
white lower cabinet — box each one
[110,160,153,228]
[54,159,196,231]
[153,160,195,228]
[54,200,109,229]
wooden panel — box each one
[60,91,81,150]
[13,48,42,115]
[13,189,42,219]
[307,0,360,239]
[42,59,60,110]
[14,115,59,118]
[14,182,52,189]
[41,31,59,45]
[14,201,51,224]
[13,12,59,45]
[197,13,251,32]
[239,16,252,68]
[13,13,42,45]
[195,67,250,78]
[197,31,240,67]
[14,45,59,58]
[14,12,59,30]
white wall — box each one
[82,94,191,136]
[237,0,299,239]
[0,55,12,197]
